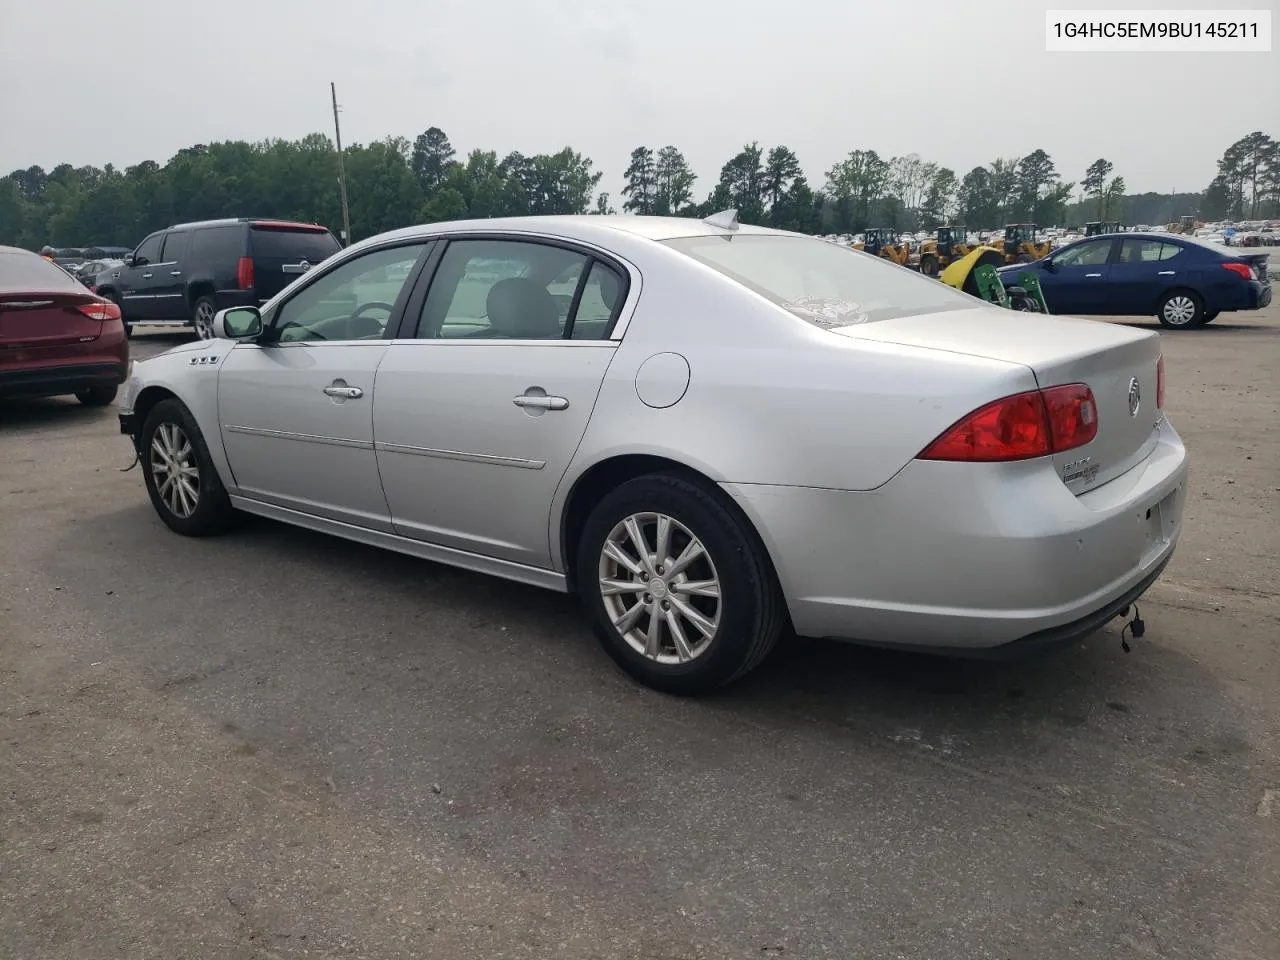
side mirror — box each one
[213,306,263,340]
[1042,259,1057,272]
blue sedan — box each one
[1000,232,1272,328]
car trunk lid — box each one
[0,292,106,349]
[1232,251,1271,285]
[830,307,1164,494]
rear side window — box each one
[663,234,974,327]
[249,226,341,263]
[1159,243,1183,261]
[0,250,82,292]
[160,232,189,262]
[189,225,244,263]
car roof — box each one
[165,217,331,231]
[346,214,791,256]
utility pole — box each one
[331,82,352,246]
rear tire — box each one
[75,384,118,406]
[192,295,217,340]
[1157,290,1205,328]
[576,473,785,696]
[140,398,240,537]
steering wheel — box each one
[351,301,396,321]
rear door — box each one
[247,222,342,304]
[1107,237,1171,315]
[117,232,165,320]
[373,236,625,569]
[152,230,190,319]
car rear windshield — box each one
[663,234,976,327]
[249,226,341,262]
[0,250,82,293]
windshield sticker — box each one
[786,296,870,328]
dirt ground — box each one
[2,305,1278,960]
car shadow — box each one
[0,395,112,431]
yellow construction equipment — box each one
[1163,216,1204,235]
[995,223,1052,264]
[854,228,911,266]
[917,226,975,277]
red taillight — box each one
[77,300,122,322]
[1222,262,1253,280]
[1156,355,1165,409]
[919,383,1099,462]
[237,256,254,290]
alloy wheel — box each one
[597,512,722,664]
[194,301,215,339]
[150,422,201,518]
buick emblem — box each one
[1127,377,1141,417]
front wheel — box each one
[576,474,785,695]
[919,254,940,278]
[1157,290,1205,328]
[140,398,240,536]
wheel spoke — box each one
[653,515,672,569]
[665,609,694,662]
[665,539,704,578]
[603,540,644,577]
[644,606,663,658]
[673,578,720,599]
[623,516,655,575]
[613,600,646,635]
[599,578,644,597]
[671,597,716,638]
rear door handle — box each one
[141,273,153,279]
[170,270,182,276]
[1085,273,1102,278]
[323,385,363,399]
[1158,270,1175,275]
[513,395,569,411]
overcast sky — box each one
[2,0,1276,200]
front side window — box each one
[415,239,623,340]
[271,243,426,343]
[1053,239,1112,268]
[664,234,974,327]
[133,233,163,265]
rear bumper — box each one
[723,417,1188,651]
[0,361,127,399]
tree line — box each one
[1,128,1275,251]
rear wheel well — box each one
[187,282,215,309]
[559,455,783,602]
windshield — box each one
[663,234,976,327]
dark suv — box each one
[97,218,342,338]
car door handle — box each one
[323,385,363,399]
[1085,273,1102,278]
[1158,270,1175,275]
[170,270,182,276]
[142,273,153,279]
[513,395,569,411]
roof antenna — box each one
[703,209,740,231]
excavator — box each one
[854,228,911,266]
[995,223,1052,264]
[916,225,975,277]
[939,246,1048,313]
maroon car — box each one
[0,245,130,406]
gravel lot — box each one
[3,308,1278,960]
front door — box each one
[117,232,166,321]
[373,236,627,569]
[216,240,431,531]
[1042,237,1116,315]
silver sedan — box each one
[119,213,1188,694]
